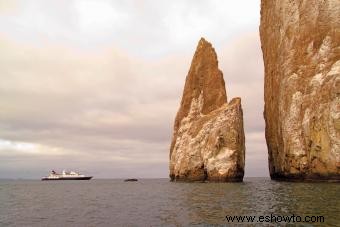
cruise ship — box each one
[41,170,93,181]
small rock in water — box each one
[124,178,138,182]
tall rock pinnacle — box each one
[260,0,340,181]
[169,38,245,182]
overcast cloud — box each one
[0,0,267,178]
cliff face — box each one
[169,38,245,182]
[260,0,340,180]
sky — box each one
[0,0,268,179]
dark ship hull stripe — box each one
[41,176,92,181]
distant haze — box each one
[0,0,268,178]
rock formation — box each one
[260,0,340,181]
[169,38,245,182]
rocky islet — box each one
[169,38,245,182]
[260,0,340,181]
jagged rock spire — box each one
[169,38,245,182]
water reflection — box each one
[179,178,340,226]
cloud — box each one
[0,0,260,56]
[0,0,268,178]
[0,36,185,178]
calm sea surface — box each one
[0,178,339,226]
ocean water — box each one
[0,178,339,226]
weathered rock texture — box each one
[169,38,245,182]
[260,0,340,181]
